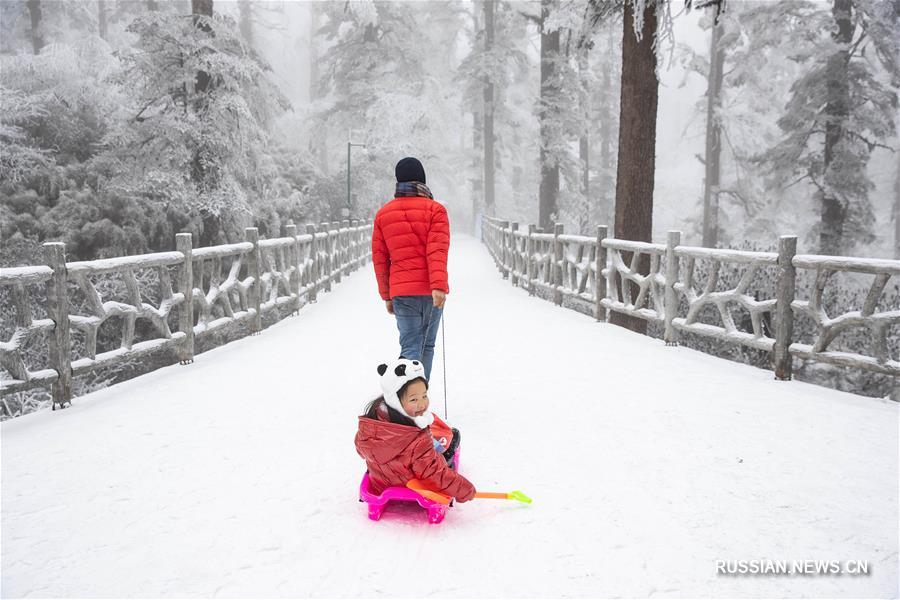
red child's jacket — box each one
[355,403,475,502]
[371,196,450,301]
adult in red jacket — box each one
[372,157,449,381]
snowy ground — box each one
[2,235,898,598]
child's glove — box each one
[456,486,476,503]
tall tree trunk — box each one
[238,0,253,48]
[26,0,43,55]
[609,0,658,335]
[579,133,590,234]
[598,26,615,228]
[307,2,328,174]
[308,2,318,104]
[192,0,213,97]
[472,5,483,222]
[578,48,590,234]
[483,0,496,216]
[473,109,483,220]
[147,0,158,10]
[701,15,724,247]
[191,0,219,247]
[820,0,852,255]
[894,151,900,259]
[98,0,107,40]
[538,0,560,230]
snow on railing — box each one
[670,238,781,355]
[66,249,189,379]
[481,216,899,383]
[0,265,59,395]
[790,254,900,376]
[602,237,667,325]
[0,220,372,410]
[190,240,256,335]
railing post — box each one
[285,223,300,314]
[332,221,342,284]
[496,220,502,268]
[364,219,370,265]
[500,220,510,278]
[175,233,195,363]
[527,224,536,296]
[350,219,360,269]
[664,230,681,345]
[355,219,362,268]
[596,226,608,322]
[43,242,72,410]
[342,219,351,275]
[307,224,319,302]
[356,221,362,267]
[493,219,500,270]
[606,232,617,310]
[244,227,262,334]
[358,219,364,267]
[510,222,519,286]
[320,222,332,292]
[553,223,564,305]
[774,235,797,380]
[487,218,494,262]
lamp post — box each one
[347,129,367,219]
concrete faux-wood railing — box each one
[481,216,900,384]
[0,220,372,409]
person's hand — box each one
[385,300,394,315]
[457,486,476,503]
[432,290,446,309]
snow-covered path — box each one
[2,235,897,598]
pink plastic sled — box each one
[359,449,460,525]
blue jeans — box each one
[392,296,443,381]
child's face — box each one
[399,380,429,418]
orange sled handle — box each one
[406,480,532,504]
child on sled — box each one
[355,358,475,503]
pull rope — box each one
[422,301,448,420]
[441,310,448,420]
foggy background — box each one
[2,0,897,267]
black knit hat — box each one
[395,157,426,184]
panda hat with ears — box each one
[377,358,434,429]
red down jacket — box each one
[355,403,475,502]
[372,196,450,301]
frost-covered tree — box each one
[0,37,125,262]
[538,0,561,230]
[561,1,623,234]
[457,1,530,221]
[608,0,659,334]
[676,2,802,247]
[238,0,254,48]
[758,0,898,255]
[2,0,105,55]
[101,7,287,246]
[700,13,725,247]
[314,1,467,219]
[591,20,621,230]
[534,0,611,233]
[26,0,44,53]
[483,0,496,215]
[895,151,900,259]
[0,87,50,185]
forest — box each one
[2,0,897,269]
